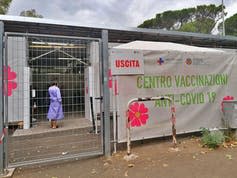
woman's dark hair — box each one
[52,82,57,86]
[51,79,58,86]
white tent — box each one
[114,40,224,52]
[110,41,237,143]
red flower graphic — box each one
[128,102,149,127]
[3,66,17,96]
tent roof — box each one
[114,40,224,53]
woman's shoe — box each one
[50,121,53,128]
[52,121,58,129]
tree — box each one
[20,9,43,18]
[0,0,12,14]
[138,4,224,34]
[179,19,215,34]
[219,13,237,36]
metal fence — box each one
[3,32,104,168]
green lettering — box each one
[160,76,166,88]
[191,75,196,86]
[144,76,150,88]
[167,76,172,88]
[185,75,191,87]
[137,76,142,88]
[198,75,204,86]
[180,76,186,87]
[175,75,180,87]
[180,93,186,105]
[204,75,209,86]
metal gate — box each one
[4,32,104,167]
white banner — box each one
[115,47,237,142]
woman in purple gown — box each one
[47,82,64,128]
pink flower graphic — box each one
[3,66,17,96]
[128,102,149,127]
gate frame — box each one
[102,30,110,156]
[2,30,110,169]
[0,21,5,175]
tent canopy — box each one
[114,40,224,53]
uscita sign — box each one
[115,59,140,68]
[110,49,144,75]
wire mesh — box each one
[28,36,90,121]
[5,33,103,167]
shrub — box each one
[200,128,225,149]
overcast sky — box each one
[7,0,237,28]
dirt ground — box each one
[12,135,237,178]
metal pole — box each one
[126,96,175,155]
[0,21,5,175]
[3,30,8,172]
[112,77,117,153]
[102,30,111,156]
[127,118,131,155]
[222,0,225,36]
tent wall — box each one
[7,37,30,128]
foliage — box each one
[219,13,237,36]
[179,19,215,34]
[200,128,225,149]
[20,9,43,18]
[0,0,12,14]
[138,4,224,34]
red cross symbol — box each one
[157,57,164,65]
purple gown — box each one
[47,85,64,120]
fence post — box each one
[102,30,111,156]
[0,21,5,175]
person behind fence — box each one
[47,81,64,128]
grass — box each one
[200,128,225,149]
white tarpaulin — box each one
[111,41,237,143]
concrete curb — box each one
[1,168,15,178]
